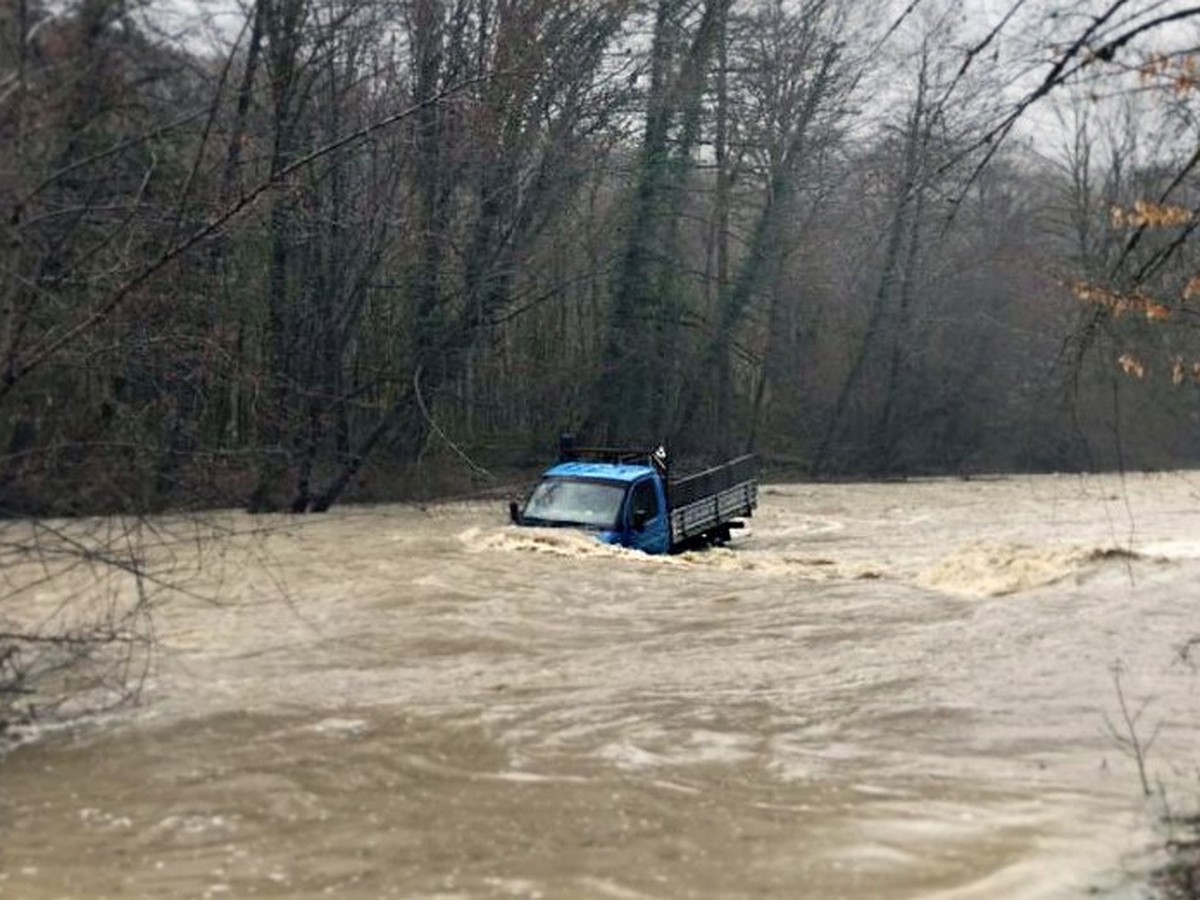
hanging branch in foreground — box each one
[936,3,1200,200]
[412,367,495,482]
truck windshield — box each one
[522,478,627,529]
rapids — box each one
[2,473,1198,899]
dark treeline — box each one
[4,0,1200,515]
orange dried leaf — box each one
[1110,200,1193,229]
[1072,280,1172,322]
[1118,353,1146,380]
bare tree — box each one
[697,0,851,456]
[589,0,733,444]
[310,0,635,508]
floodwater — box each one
[2,474,1199,899]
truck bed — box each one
[668,454,758,548]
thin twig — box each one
[1103,661,1162,797]
[412,366,494,481]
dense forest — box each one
[4,0,1200,516]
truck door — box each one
[626,477,670,554]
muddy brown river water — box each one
[2,474,1199,899]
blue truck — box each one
[508,437,758,554]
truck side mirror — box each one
[509,500,522,524]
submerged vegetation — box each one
[1156,818,1200,900]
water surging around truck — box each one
[2,474,1199,899]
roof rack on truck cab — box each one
[556,434,668,479]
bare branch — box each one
[0,75,491,399]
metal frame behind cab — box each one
[668,453,758,507]
[557,434,669,481]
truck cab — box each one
[518,461,671,554]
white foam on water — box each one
[485,770,590,784]
[1137,539,1200,560]
[574,875,659,899]
[305,717,370,738]
[915,542,1141,597]
[465,523,893,582]
[597,728,759,770]
[466,525,645,561]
